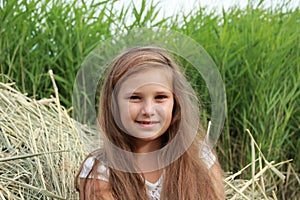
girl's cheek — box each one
[129,104,139,119]
[156,105,170,119]
[154,104,164,113]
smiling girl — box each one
[75,46,225,199]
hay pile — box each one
[224,138,293,200]
[0,81,297,199]
[0,82,88,199]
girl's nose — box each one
[141,100,155,116]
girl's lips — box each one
[135,120,159,128]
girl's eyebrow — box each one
[156,91,172,95]
[124,91,172,96]
[124,91,141,96]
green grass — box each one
[0,0,115,105]
[174,4,300,172]
[0,0,299,198]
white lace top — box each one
[79,143,216,200]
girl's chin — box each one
[129,132,164,142]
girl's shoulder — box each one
[79,155,109,182]
[199,140,216,169]
[79,141,215,181]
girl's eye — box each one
[129,96,141,101]
[155,95,168,101]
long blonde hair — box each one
[76,46,224,199]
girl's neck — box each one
[131,136,164,173]
[132,137,163,153]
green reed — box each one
[1,0,299,198]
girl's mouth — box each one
[136,120,158,124]
[135,120,159,128]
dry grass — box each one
[0,80,88,199]
[0,77,298,199]
[224,133,297,200]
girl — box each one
[75,46,225,199]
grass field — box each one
[0,0,299,199]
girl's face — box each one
[117,67,174,143]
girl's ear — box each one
[172,95,180,115]
[111,91,125,131]
[112,87,121,114]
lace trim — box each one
[145,173,163,200]
[146,183,162,200]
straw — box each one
[0,79,298,199]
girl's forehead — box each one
[119,67,173,91]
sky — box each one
[115,0,299,19]
[159,0,299,15]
